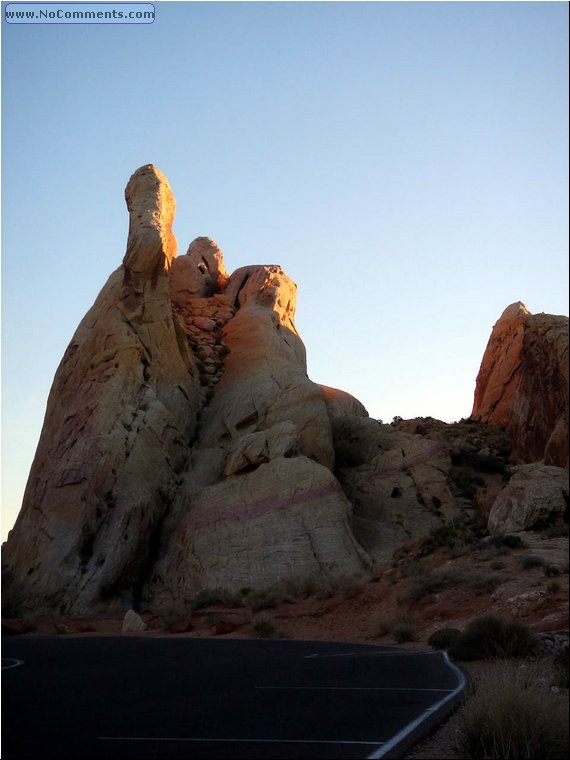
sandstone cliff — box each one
[3,167,566,617]
[3,166,375,614]
[472,302,569,468]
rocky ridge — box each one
[2,165,568,619]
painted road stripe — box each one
[366,652,466,760]
[257,686,454,692]
[99,737,385,745]
[1,659,24,670]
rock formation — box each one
[3,165,374,615]
[3,166,567,617]
[487,464,569,534]
[472,302,569,468]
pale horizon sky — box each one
[1,0,569,541]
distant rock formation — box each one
[472,302,569,468]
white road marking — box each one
[257,686,454,692]
[304,649,425,659]
[99,737,385,745]
[366,651,466,760]
[2,658,24,670]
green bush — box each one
[449,613,536,661]
[456,663,569,758]
[428,627,463,651]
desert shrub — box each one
[402,567,501,604]
[545,565,561,577]
[466,571,502,595]
[451,450,509,475]
[398,559,424,579]
[371,611,422,641]
[192,587,243,610]
[521,555,545,570]
[553,645,569,689]
[449,613,537,661]
[246,587,287,612]
[418,526,463,556]
[546,580,561,594]
[456,662,569,758]
[428,627,463,651]
[279,574,323,600]
[162,608,190,629]
[392,612,421,644]
[245,571,365,611]
[253,616,277,638]
[486,533,526,550]
[204,612,223,627]
[337,575,365,600]
[545,523,569,539]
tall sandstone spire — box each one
[2,166,370,614]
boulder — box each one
[487,464,569,533]
[122,610,148,632]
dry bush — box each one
[449,613,536,661]
[246,571,365,611]
[456,662,569,759]
[520,555,545,570]
[402,567,501,603]
[371,611,422,641]
[191,587,243,610]
[428,627,462,650]
[252,616,277,638]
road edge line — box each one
[366,651,467,760]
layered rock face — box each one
[7,167,563,617]
[472,302,569,468]
[3,165,374,614]
[2,166,202,612]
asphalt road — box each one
[1,637,465,760]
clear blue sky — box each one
[1,0,568,540]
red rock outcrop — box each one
[472,302,569,467]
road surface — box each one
[1,636,465,759]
